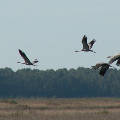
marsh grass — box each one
[0,99,18,104]
[0,98,120,120]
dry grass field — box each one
[0,98,120,120]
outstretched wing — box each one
[82,35,89,50]
[88,39,96,49]
[108,54,120,64]
[116,59,120,66]
[99,64,109,76]
[91,62,104,70]
[18,49,31,64]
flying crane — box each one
[92,62,111,76]
[75,35,96,53]
[17,49,38,66]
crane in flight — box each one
[17,49,38,66]
[75,35,96,53]
[92,62,111,76]
[107,53,120,66]
[91,53,120,76]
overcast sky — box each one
[0,0,120,71]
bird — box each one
[92,62,111,76]
[75,35,96,53]
[17,49,39,66]
[107,53,120,66]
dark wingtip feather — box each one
[99,71,105,76]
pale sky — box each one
[0,0,120,70]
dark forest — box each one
[0,67,120,98]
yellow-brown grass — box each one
[0,98,120,120]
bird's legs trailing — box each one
[89,50,96,53]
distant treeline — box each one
[0,67,120,98]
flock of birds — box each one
[75,35,120,76]
[17,35,120,76]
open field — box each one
[0,98,120,120]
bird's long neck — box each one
[74,50,82,52]
[107,56,112,58]
[17,61,26,64]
